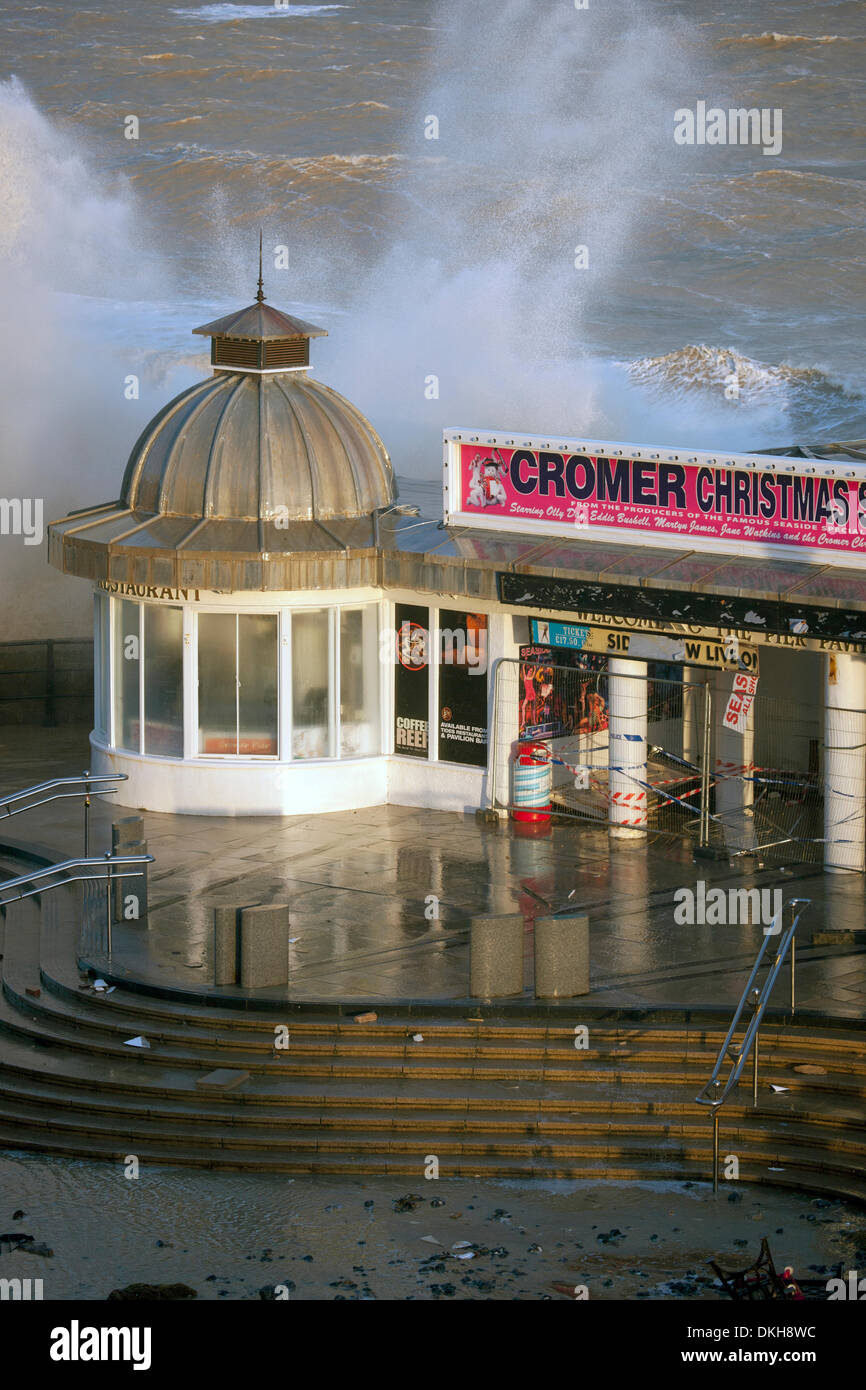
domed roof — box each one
[121,369,396,523]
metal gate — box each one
[490,657,861,867]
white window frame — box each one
[193,607,281,761]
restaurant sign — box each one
[443,430,866,566]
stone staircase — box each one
[0,864,864,1199]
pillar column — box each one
[824,652,866,873]
[681,665,703,766]
[608,658,647,840]
[712,668,756,853]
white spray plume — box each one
[0,79,177,638]
[323,0,700,470]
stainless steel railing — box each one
[0,854,154,959]
[0,772,127,856]
[696,895,811,1192]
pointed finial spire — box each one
[256,228,265,304]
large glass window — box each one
[239,614,278,755]
[292,609,332,759]
[340,607,380,757]
[198,613,236,754]
[111,599,183,756]
[198,613,278,757]
[113,598,141,752]
[144,606,183,757]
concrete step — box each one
[37,959,866,1055]
[0,1083,862,1161]
[0,1116,864,1203]
[6,977,866,1088]
[1,863,863,1204]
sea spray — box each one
[0,79,178,637]
[322,0,696,465]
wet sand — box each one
[1,1152,862,1301]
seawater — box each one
[0,0,863,614]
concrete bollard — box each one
[469,913,524,999]
[534,913,590,998]
[213,905,240,986]
[239,903,290,989]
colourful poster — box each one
[518,645,608,739]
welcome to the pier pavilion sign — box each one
[442,429,866,567]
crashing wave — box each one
[628,346,864,436]
[723,32,849,47]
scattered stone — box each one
[429,1283,456,1297]
[25,988,40,998]
[363,1200,374,1209]
[108,1283,196,1300]
[155,1240,173,1249]
[11,1211,25,1221]
[0,1233,34,1253]
[727,1192,743,1204]
[430,1199,446,1208]
[393,1194,424,1213]
[528,1243,542,1254]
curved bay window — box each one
[107,599,380,763]
[112,601,183,756]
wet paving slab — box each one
[1,725,865,1015]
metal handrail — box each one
[696,896,810,1109]
[0,853,155,960]
[0,773,125,816]
[0,772,127,856]
[696,895,811,1192]
[0,854,154,907]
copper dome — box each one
[120,369,396,523]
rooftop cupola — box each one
[193,240,327,374]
